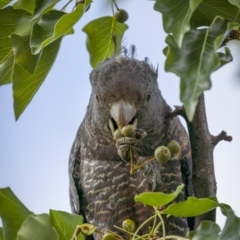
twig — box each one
[212,130,232,147]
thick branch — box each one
[170,94,218,227]
[187,94,217,227]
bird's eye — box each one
[147,93,151,101]
[96,95,99,101]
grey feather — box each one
[69,55,193,240]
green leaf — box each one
[14,14,36,37]
[50,210,84,240]
[228,0,240,8]
[0,52,14,85]
[165,17,238,121]
[220,203,233,216]
[134,184,184,207]
[31,0,91,54]
[191,0,240,27]
[31,10,66,54]
[161,196,220,217]
[82,16,128,68]
[217,47,233,69]
[31,0,92,53]
[218,210,240,240]
[0,227,3,240]
[13,0,60,39]
[0,187,32,240]
[13,0,35,14]
[0,0,13,8]
[188,221,220,240]
[12,34,41,74]
[32,0,60,21]
[154,0,203,47]
[17,214,59,240]
[0,7,25,63]
[12,37,62,120]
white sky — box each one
[1,0,240,230]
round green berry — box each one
[167,140,181,154]
[113,129,124,140]
[114,9,129,23]
[154,146,171,162]
[121,124,134,137]
[122,219,136,233]
[102,232,116,240]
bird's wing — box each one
[69,136,81,214]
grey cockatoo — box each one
[69,54,193,240]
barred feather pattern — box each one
[69,56,192,240]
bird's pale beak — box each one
[110,99,136,129]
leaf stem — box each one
[155,208,166,240]
[61,0,73,11]
[132,214,156,240]
[150,211,157,235]
[113,225,140,238]
[112,0,119,10]
[107,229,124,240]
[157,236,189,240]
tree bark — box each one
[187,93,216,228]
[169,93,232,229]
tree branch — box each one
[169,93,232,228]
[212,131,232,148]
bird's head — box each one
[88,56,166,135]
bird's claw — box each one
[116,137,140,161]
[115,127,147,161]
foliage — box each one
[1,0,240,120]
[1,187,239,240]
[0,188,84,240]
[1,0,240,239]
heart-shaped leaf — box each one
[134,184,184,207]
[160,196,220,217]
[83,16,128,68]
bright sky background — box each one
[1,0,240,230]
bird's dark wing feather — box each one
[69,134,81,214]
